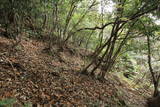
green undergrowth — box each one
[0,98,32,107]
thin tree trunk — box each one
[63,1,76,41]
[147,34,159,97]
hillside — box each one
[0,36,151,107]
[1,0,160,106]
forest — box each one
[0,0,160,106]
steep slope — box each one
[0,36,149,107]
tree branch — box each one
[76,22,114,31]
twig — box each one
[1,54,16,72]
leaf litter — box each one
[0,36,149,106]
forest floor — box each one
[0,36,151,107]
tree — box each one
[81,0,160,80]
[141,20,160,97]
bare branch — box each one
[77,22,114,31]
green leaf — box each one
[0,98,16,106]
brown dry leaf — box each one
[4,91,13,97]
[41,92,51,100]
[51,61,61,67]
